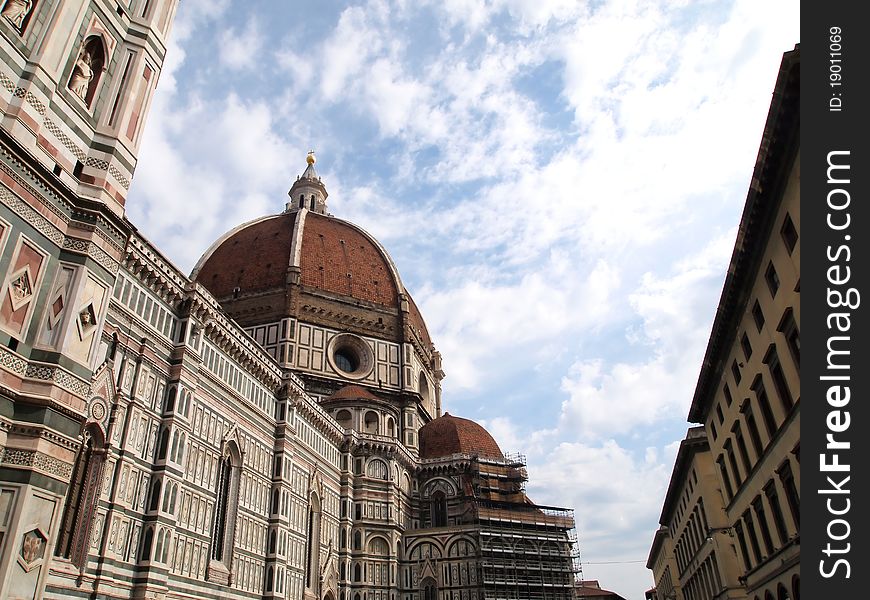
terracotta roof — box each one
[196,213,296,299]
[300,212,400,307]
[419,413,503,459]
[326,384,381,402]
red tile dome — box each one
[419,413,503,459]
[326,384,381,402]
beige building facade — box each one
[648,45,800,600]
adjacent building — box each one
[0,2,578,599]
[647,45,800,600]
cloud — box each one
[218,18,263,71]
[557,230,736,439]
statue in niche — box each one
[1,0,32,31]
[69,48,94,101]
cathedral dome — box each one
[419,413,503,459]
[193,210,402,309]
[190,156,433,350]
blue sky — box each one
[126,1,800,598]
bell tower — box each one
[1,0,179,213]
[0,3,179,599]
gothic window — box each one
[366,459,388,480]
[305,492,322,592]
[335,409,352,430]
[68,35,106,108]
[211,442,241,564]
[149,479,162,512]
[54,424,107,567]
[157,427,169,459]
[369,537,389,556]
[353,530,361,550]
[422,578,438,600]
[364,411,379,434]
[386,416,395,438]
[431,491,447,527]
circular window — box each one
[335,349,358,373]
[327,334,374,380]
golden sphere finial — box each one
[306,150,316,165]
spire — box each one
[302,150,319,179]
[286,150,329,214]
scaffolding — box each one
[469,455,581,600]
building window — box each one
[431,491,447,527]
[751,376,778,441]
[716,404,724,424]
[305,493,322,592]
[211,442,241,565]
[740,399,764,458]
[741,332,753,361]
[723,383,733,406]
[717,456,734,501]
[765,262,780,297]
[752,300,764,333]
[55,424,107,568]
[731,360,742,385]
[752,495,774,555]
[725,439,742,488]
[777,307,800,368]
[777,460,800,528]
[765,481,789,544]
[742,509,763,565]
[733,422,752,475]
[780,213,798,254]
[733,521,752,571]
[764,344,794,414]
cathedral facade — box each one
[0,2,578,600]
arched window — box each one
[164,387,176,413]
[140,526,154,562]
[431,491,447,527]
[340,528,347,549]
[354,563,362,582]
[211,442,241,564]
[162,481,172,512]
[305,493,322,592]
[353,530,362,550]
[54,424,107,567]
[149,479,162,512]
[269,530,277,554]
[366,459,388,480]
[369,537,389,556]
[364,411,379,434]
[386,416,395,438]
[336,409,352,430]
[310,195,316,210]
[157,427,169,459]
[67,35,106,107]
[266,565,274,592]
[422,578,437,600]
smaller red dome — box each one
[419,413,503,459]
[326,385,381,402]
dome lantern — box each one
[286,150,328,214]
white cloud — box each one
[218,19,263,71]
[557,229,735,439]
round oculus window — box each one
[327,333,374,379]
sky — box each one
[126,1,800,598]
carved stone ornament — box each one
[7,268,33,310]
[1,0,33,31]
[18,527,47,572]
